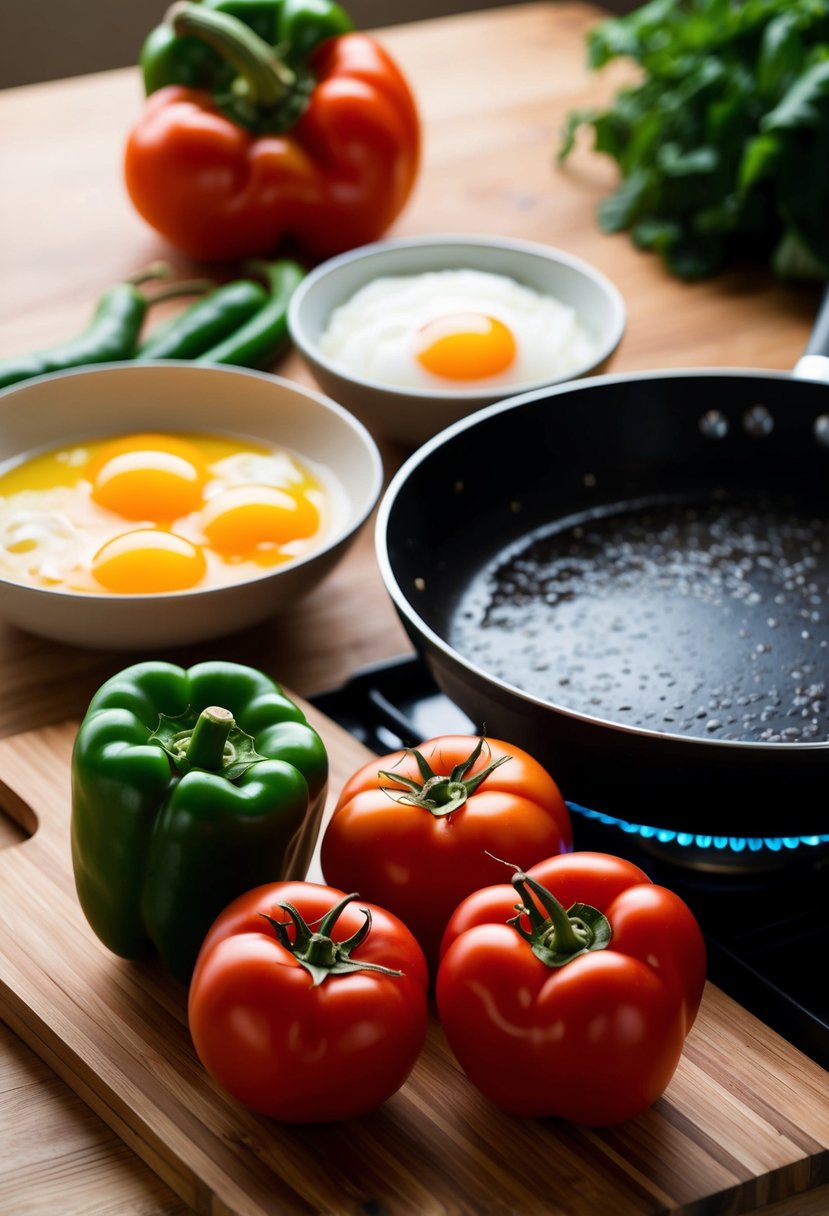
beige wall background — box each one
[0,1,519,89]
[0,1,633,89]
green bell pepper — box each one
[140,0,354,99]
[71,660,328,984]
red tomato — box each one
[320,735,572,976]
[188,881,429,1122]
[436,852,706,1126]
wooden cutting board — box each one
[0,710,827,1216]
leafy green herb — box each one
[559,0,829,280]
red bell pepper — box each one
[436,851,707,1126]
[124,3,420,262]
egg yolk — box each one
[87,434,208,521]
[201,485,320,559]
[91,530,207,593]
[414,312,517,380]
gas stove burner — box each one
[569,802,829,875]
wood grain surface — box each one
[1,4,828,1213]
[1,716,828,1216]
[0,0,823,720]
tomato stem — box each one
[506,867,612,968]
[260,894,405,986]
[379,736,510,818]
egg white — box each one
[318,269,596,390]
[0,487,106,588]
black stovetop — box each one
[312,654,829,1071]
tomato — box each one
[436,852,706,1126]
[188,881,429,1122]
[320,735,572,976]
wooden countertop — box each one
[0,5,826,1213]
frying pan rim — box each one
[376,364,829,756]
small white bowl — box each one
[0,362,383,649]
[288,234,626,446]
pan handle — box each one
[794,280,829,382]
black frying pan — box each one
[376,296,829,838]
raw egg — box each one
[91,530,207,594]
[0,432,328,595]
[317,269,596,390]
[87,433,208,521]
[202,485,320,560]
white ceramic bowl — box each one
[288,234,627,446]
[0,362,383,649]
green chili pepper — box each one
[71,659,329,984]
[137,278,270,360]
[196,257,305,368]
[0,264,209,391]
[140,0,354,97]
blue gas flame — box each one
[567,802,829,854]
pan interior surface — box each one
[450,489,829,744]
[380,371,829,832]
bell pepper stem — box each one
[149,705,266,778]
[126,261,172,286]
[144,277,217,303]
[167,2,295,107]
[183,706,235,771]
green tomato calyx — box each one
[261,893,404,987]
[505,865,611,968]
[149,705,265,779]
[379,735,510,818]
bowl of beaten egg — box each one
[0,362,382,648]
[288,234,626,446]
